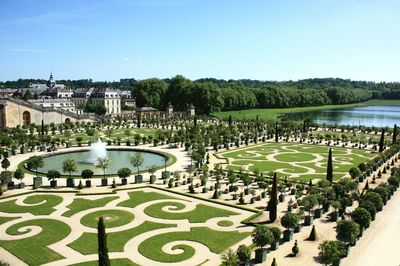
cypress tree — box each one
[303,120,306,133]
[98,217,110,266]
[379,129,385,152]
[137,113,141,129]
[326,148,333,183]
[271,258,277,266]
[194,115,197,126]
[228,115,232,126]
[275,123,279,143]
[393,124,397,144]
[268,172,278,222]
[308,225,317,241]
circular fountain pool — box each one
[30,149,169,176]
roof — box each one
[138,106,158,112]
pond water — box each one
[284,105,400,127]
[36,149,167,176]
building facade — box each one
[71,88,121,116]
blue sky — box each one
[0,0,399,82]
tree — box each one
[300,195,318,216]
[270,258,277,266]
[351,207,371,230]
[27,155,44,178]
[379,129,385,152]
[336,220,360,244]
[269,226,282,243]
[47,169,60,181]
[363,191,383,211]
[133,78,168,109]
[275,122,279,143]
[267,172,278,222]
[348,166,361,179]
[23,89,34,100]
[62,158,78,179]
[117,167,131,180]
[393,124,397,144]
[14,168,25,183]
[81,169,94,180]
[236,244,251,265]
[318,241,345,266]
[251,225,274,250]
[220,249,239,266]
[97,217,110,266]
[281,212,299,231]
[96,157,110,180]
[1,158,10,171]
[326,148,333,182]
[130,152,144,176]
[308,225,318,241]
[292,240,299,256]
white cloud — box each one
[7,48,47,53]
[122,57,130,61]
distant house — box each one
[71,87,121,116]
[28,99,76,113]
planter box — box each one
[323,202,331,212]
[314,208,322,218]
[279,194,285,202]
[202,187,209,193]
[250,197,256,204]
[50,180,57,188]
[287,205,293,212]
[20,147,26,154]
[261,191,266,198]
[85,180,91,187]
[244,188,249,195]
[271,241,280,251]
[121,178,128,185]
[162,171,170,179]
[135,175,143,184]
[66,143,72,148]
[283,230,293,241]
[18,182,25,189]
[66,178,74,188]
[232,194,238,200]
[331,212,339,221]
[294,224,302,233]
[304,215,314,226]
[150,175,156,184]
[101,178,108,186]
[255,248,267,263]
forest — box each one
[2,76,400,115]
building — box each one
[116,89,136,109]
[71,88,121,116]
[136,103,195,119]
[28,99,76,113]
[0,98,94,128]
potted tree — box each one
[26,155,44,185]
[14,168,25,189]
[81,169,94,187]
[117,167,131,185]
[76,137,83,147]
[96,157,110,186]
[236,244,251,266]
[148,165,157,184]
[130,152,144,183]
[301,194,318,226]
[336,220,360,247]
[63,158,77,188]
[269,226,282,251]
[251,225,274,263]
[351,207,371,236]
[47,169,60,188]
[318,240,346,265]
[281,212,299,242]
[331,201,341,221]
[200,174,209,193]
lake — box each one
[284,105,400,127]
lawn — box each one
[70,258,139,266]
[138,227,251,263]
[213,99,400,121]
[0,189,252,265]
[219,143,377,180]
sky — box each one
[0,0,399,82]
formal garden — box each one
[1,116,400,265]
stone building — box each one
[28,99,76,113]
[0,98,94,128]
[70,88,121,116]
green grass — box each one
[213,99,400,121]
[80,209,134,228]
[144,202,239,223]
[69,258,139,266]
[217,220,234,227]
[0,219,71,266]
[69,221,175,255]
[117,191,178,208]
[0,216,19,225]
[62,196,119,217]
[0,195,63,215]
[138,227,250,263]
[221,143,376,180]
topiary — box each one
[78,180,83,190]
[308,225,317,241]
[236,244,251,264]
[271,258,277,266]
[292,240,299,256]
[212,188,219,199]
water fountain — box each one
[85,138,107,164]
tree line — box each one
[2,76,400,115]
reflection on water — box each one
[285,105,400,127]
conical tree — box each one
[308,225,317,241]
[267,172,278,222]
[275,123,279,143]
[393,124,397,145]
[271,258,277,266]
[98,217,110,266]
[364,180,369,191]
[326,148,333,183]
[379,129,385,152]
